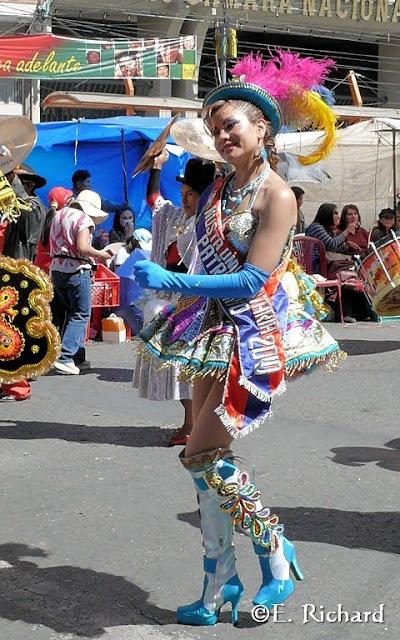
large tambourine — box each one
[0,257,60,383]
[170,118,224,163]
[0,117,37,175]
[132,115,179,178]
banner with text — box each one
[0,34,197,80]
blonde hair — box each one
[203,99,279,172]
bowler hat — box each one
[176,159,215,194]
[15,164,46,189]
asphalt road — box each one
[0,321,399,640]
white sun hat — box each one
[72,189,108,225]
[133,228,152,252]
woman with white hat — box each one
[50,189,111,375]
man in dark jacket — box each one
[14,165,47,261]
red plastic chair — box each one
[292,235,344,323]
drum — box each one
[357,235,400,316]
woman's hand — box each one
[123,220,134,238]
[346,222,357,235]
[346,240,362,253]
[133,260,170,290]
[153,149,169,170]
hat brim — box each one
[18,173,47,189]
[203,82,282,136]
[73,200,108,225]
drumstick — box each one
[390,229,400,258]
[369,241,396,289]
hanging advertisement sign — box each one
[0,34,197,80]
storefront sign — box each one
[169,0,400,22]
[0,34,197,79]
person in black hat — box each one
[370,208,395,244]
[176,158,216,216]
[132,148,215,447]
[14,164,47,261]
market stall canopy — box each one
[42,92,203,116]
[277,118,400,227]
[42,91,400,122]
[26,116,190,230]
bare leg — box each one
[179,398,193,435]
[185,378,233,457]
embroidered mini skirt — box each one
[137,294,344,384]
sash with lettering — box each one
[196,176,290,436]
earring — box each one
[260,148,268,161]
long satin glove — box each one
[133,260,270,300]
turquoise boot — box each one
[180,448,303,617]
[177,449,244,626]
[253,537,304,609]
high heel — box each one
[252,537,304,609]
[177,574,243,625]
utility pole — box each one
[220,1,229,84]
[217,1,236,85]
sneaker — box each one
[0,394,17,402]
[343,315,357,323]
[54,360,80,375]
[0,392,30,402]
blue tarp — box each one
[27,116,189,230]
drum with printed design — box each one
[356,235,400,316]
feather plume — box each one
[284,91,337,165]
[231,50,335,101]
[231,51,336,164]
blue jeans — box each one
[52,270,91,363]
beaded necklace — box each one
[221,164,271,217]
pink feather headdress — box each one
[231,51,335,102]
[204,50,337,165]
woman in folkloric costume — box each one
[0,170,60,398]
[134,51,344,626]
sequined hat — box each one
[203,82,282,136]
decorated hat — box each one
[203,50,337,166]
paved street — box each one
[0,322,399,640]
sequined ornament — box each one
[0,257,60,384]
[205,469,282,552]
[221,165,270,217]
[0,171,31,223]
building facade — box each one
[1,0,399,120]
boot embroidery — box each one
[205,470,281,551]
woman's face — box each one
[210,103,266,166]
[331,209,339,229]
[181,184,200,218]
[346,208,359,226]
[120,210,134,227]
[381,216,394,231]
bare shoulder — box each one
[256,171,297,224]
[265,170,296,204]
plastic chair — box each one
[292,235,344,323]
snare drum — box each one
[357,235,400,316]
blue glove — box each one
[133,260,270,300]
